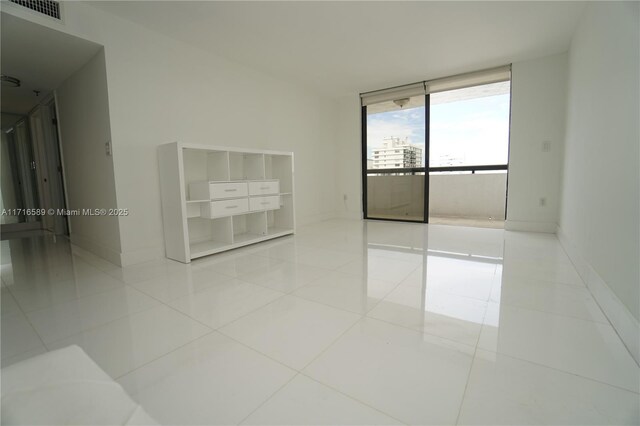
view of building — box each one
[371,136,423,169]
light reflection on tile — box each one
[1,221,637,425]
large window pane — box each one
[428,81,510,227]
[430,81,510,167]
[365,95,425,221]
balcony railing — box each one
[366,164,508,175]
[366,165,508,222]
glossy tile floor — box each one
[1,219,638,425]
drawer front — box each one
[248,181,279,196]
[205,198,249,218]
[249,196,280,212]
[210,182,248,200]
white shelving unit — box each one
[158,142,295,263]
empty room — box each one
[0,1,638,425]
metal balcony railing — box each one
[367,164,508,175]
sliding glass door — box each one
[361,66,511,226]
[363,94,427,222]
[428,81,511,227]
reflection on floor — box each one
[429,215,505,229]
[367,213,425,222]
[1,219,638,425]
[0,229,52,240]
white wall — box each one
[3,2,339,265]
[56,49,122,264]
[558,2,639,359]
[334,95,362,219]
[507,53,567,233]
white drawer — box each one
[209,182,248,200]
[249,196,280,212]
[202,198,249,218]
[248,181,279,196]
[189,181,248,201]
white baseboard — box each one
[69,233,122,267]
[297,211,340,227]
[336,211,362,220]
[119,245,165,267]
[557,225,640,366]
[505,220,557,233]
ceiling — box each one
[0,12,102,115]
[90,1,586,97]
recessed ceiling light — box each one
[1,75,21,87]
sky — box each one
[367,90,511,167]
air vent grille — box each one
[9,0,61,20]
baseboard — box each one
[69,233,122,267]
[119,245,165,267]
[557,225,640,366]
[505,220,557,233]
[335,211,362,220]
[297,211,340,227]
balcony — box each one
[366,165,507,228]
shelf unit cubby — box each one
[158,142,295,263]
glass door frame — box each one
[362,86,512,224]
[361,94,431,224]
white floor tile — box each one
[47,304,211,378]
[337,255,418,284]
[368,285,486,346]
[292,271,399,314]
[1,313,44,360]
[26,286,160,343]
[492,276,609,323]
[117,332,295,425]
[220,295,360,369]
[238,261,331,293]
[254,239,315,261]
[1,288,21,318]
[242,374,400,425]
[478,303,640,392]
[293,247,361,270]
[458,349,640,425]
[199,253,285,277]
[107,258,191,284]
[501,259,584,287]
[1,220,634,425]
[304,318,474,425]
[168,279,283,328]
[0,345,47,368]
[9,271,125,312]
[131,267,235,303]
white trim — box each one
[69,233,122,267]
[119,245,165,267]
[557,225,640,366]
[504,220,556,233]
[297,211,338,227]
[177,142,293,157]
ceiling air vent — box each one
[9,0,61,20]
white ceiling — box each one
[1,12,102,115]
[90,1,586,97]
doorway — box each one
[0,98,68,237]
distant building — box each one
[372,137,423,169]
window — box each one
[361,66,511,224]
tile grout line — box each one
[299,373,409,426]
[235,372,301,425]
[477,347,640,396]
[553,233,640,369]
[453,286,489,426]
